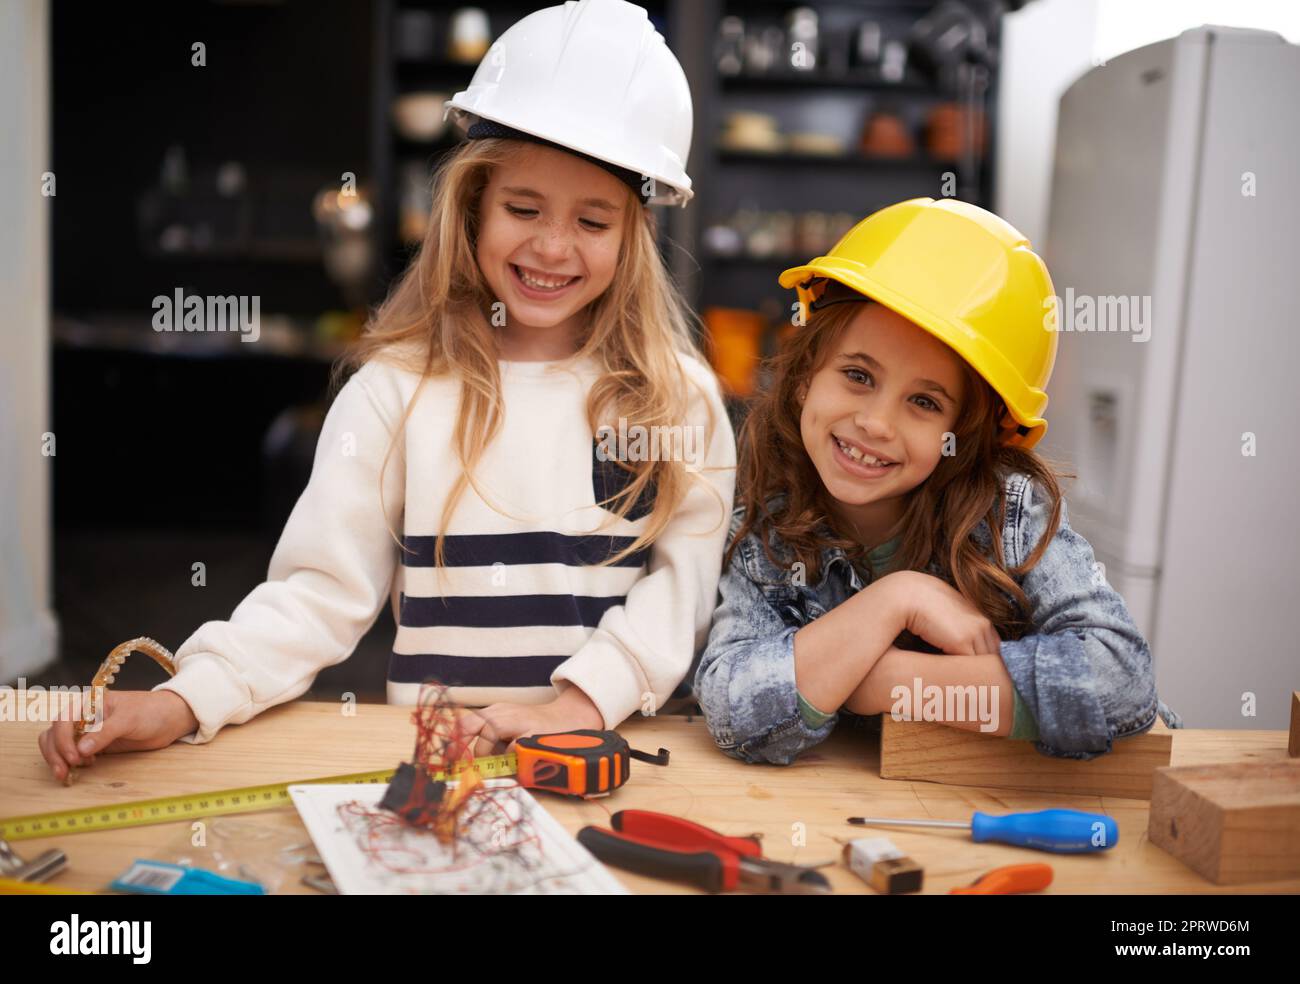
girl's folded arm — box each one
[152,364,407,744]
[792,574,904,714]
[997,483,1159,759]
[551,365,737,729]
[847,648,1018,737]
[692,553,811,762]
[694,540,905,764]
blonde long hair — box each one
[332,138,724,568]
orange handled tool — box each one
[950,863,1054,894]
[515,730,667,799]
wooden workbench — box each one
[2,699,1296,894]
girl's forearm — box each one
[846,648,1016,737]
[793,576,904,713]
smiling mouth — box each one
[833,435,897,467]
[511,263,580,294]
[832,435,899,476]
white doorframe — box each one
[0,0,59,684]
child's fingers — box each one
[459,708,491,737]
[972,619,998,656]
[89,737,151,753]
[75,701,138,758]
[50,718,84,767]
[38,728,70,779]
[455,707,488,735]
[468,727,508,759]
[476,716,503,747]
[474,704,520,739]
[457,708,507,755]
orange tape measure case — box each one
[515,730,654,798]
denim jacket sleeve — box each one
[693,514,838,765]
[998,474,1160,760]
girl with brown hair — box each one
[695,198,1180,764]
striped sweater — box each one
[156,351,737,744]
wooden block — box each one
[1148,760,1300,885]
[879,716,1171,798]
[1289,692,1299,758]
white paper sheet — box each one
[288,778,626,895]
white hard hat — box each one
[444,0,694,206]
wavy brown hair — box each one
[332,138,725,574]
[729,299,1075,641]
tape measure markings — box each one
[1,753,517,842]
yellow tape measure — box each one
[0,753,518,842]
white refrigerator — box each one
[1040,26,1300,729]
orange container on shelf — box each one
[926,103,987,160]
[860,111,916,158]
[703,306,767,398]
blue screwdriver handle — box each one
[970,809,1118,854]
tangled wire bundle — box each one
[374,682,537,853]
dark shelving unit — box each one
[718,148,957,168]
[687,0,1004,323]
[718,67,933,91]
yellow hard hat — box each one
[779,197,1058,448]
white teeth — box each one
[836,437,892,467]
[516,266,575,290]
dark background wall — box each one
[52,0,372,315]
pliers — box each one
[577,810,832,894]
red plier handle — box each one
[613,810,763,857]
[576,810,761,892]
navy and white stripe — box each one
[389,531,647,693]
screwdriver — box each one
[846,808,1118,854]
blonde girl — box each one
[41,0,734,778]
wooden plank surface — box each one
[2,697,1297,894]
[880,715,1173,798]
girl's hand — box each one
[885,570,1002,657]
[38,690,200,782]
[454,708,509,760]
[474,686,606,752]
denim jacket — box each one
[694,470,1183,765]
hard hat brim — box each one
[444,104,693,207]
[780,258,1048,448]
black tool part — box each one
[577,826,724,893]
[379,762,446,827]
[629,746,670,766]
